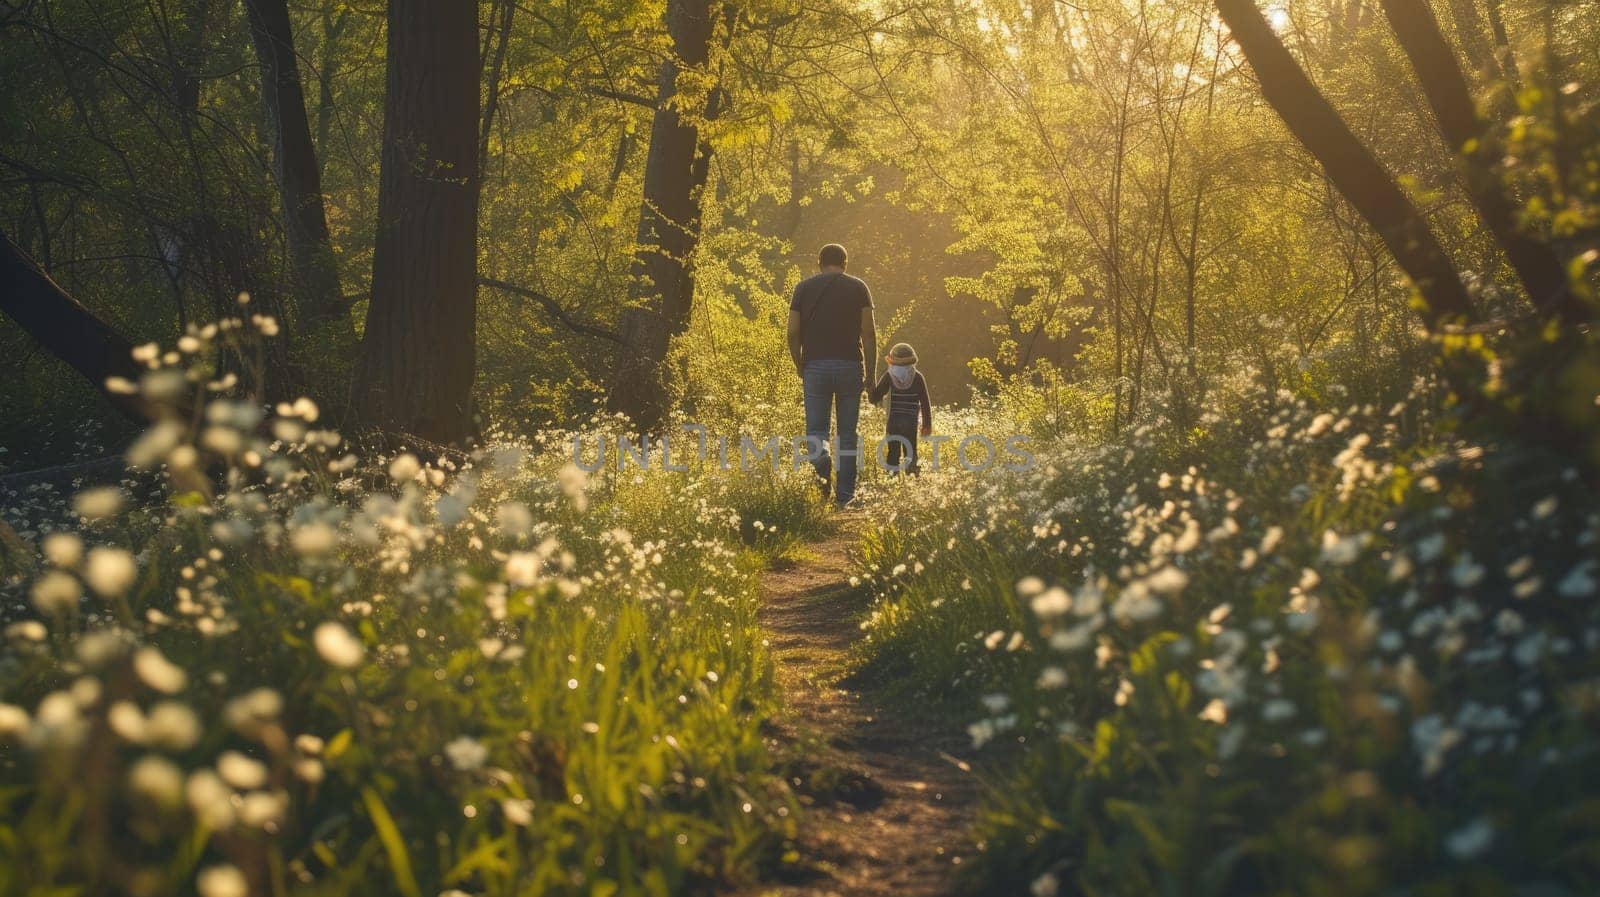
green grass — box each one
[847,387,1600,895]
[0,375,833,896]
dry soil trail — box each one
[750,522,980,897]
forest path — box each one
[747,519,979,897]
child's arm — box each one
[868,372,891,403]
[916,373,933,434]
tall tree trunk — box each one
[0,232,163,422]
[354,0,480,444]
[1214,0,1475,327]
[1107,46,1134,437]
[607,0,722,431]
[1378,0,1584,325]
[1483,0,1522,90]
[315,6,347,180]
[243,0,350,345]
[1444,0,1495,77]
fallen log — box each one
[0,230,164,422]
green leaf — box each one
[360,787,420,897]
[325,728,354,761]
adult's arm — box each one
[916,373,933,429]
[868,372,890,403]
[860,305,877,385]
[787,308,804,377]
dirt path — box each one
[750,522,980,897]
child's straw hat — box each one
[884,343,918,365]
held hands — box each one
[920,422,933,437]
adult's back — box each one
[791,271,873,367]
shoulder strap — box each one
[801,272,845,332]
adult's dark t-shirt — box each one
[790,272,873,366]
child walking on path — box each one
[869,343,933,474]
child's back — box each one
[872,370,930,428]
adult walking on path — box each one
[788,243,877,508]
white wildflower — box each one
[445,736,488,771]
[1416,533,1447,563]
[76,629,132,667]
[967,719,996,749]
[29,691,87,749]
[217,751,269,789]
[291,522,338,557]
[127,420,186,469]
[1114,678,1135,706]
[1260,526,1284,555]
[496,502,534,537]
[127,754,184,808]
[1073,578,1104,616]
[1444,816,1495,859]
[186,770,236,830]
[1388,553,1414,582]
[1146,566,1189,595]
[196,865,249,897]
[134,646,187,693]
[84,547,138,597]
[1030,587,1072,619]
[1512,631,1547,667]
[108,701,147,742]
[1320,530,1367,566]
[1494,610,1524,636]
[1199,698,1228,724]
[556,463,589,512]
[238,790,288,829]
[503,798,535,826]
[1112,582,1162,623]
[388,453,421,484]
[1262,699,1296,722]
[1450,553,1485,588]
[42,533,84,568]
[6,621,47,643]
[224,688,284,731]
[0,703,30,740]
[145,701,202,750]
[30,570,82,615]
[1050,620,1098,652]
[504,552,542,587]
[73,487,125,520]
[1557,561,1596,598]
[313,622,364,669]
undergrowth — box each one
[0,320,831,897]
[852,380,1600,895]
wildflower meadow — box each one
[3,0,1600,895]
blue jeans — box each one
[802,359,863,505]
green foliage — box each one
[850,375,1600,895]
[0,327,833,896]
[3,0,1600,893]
